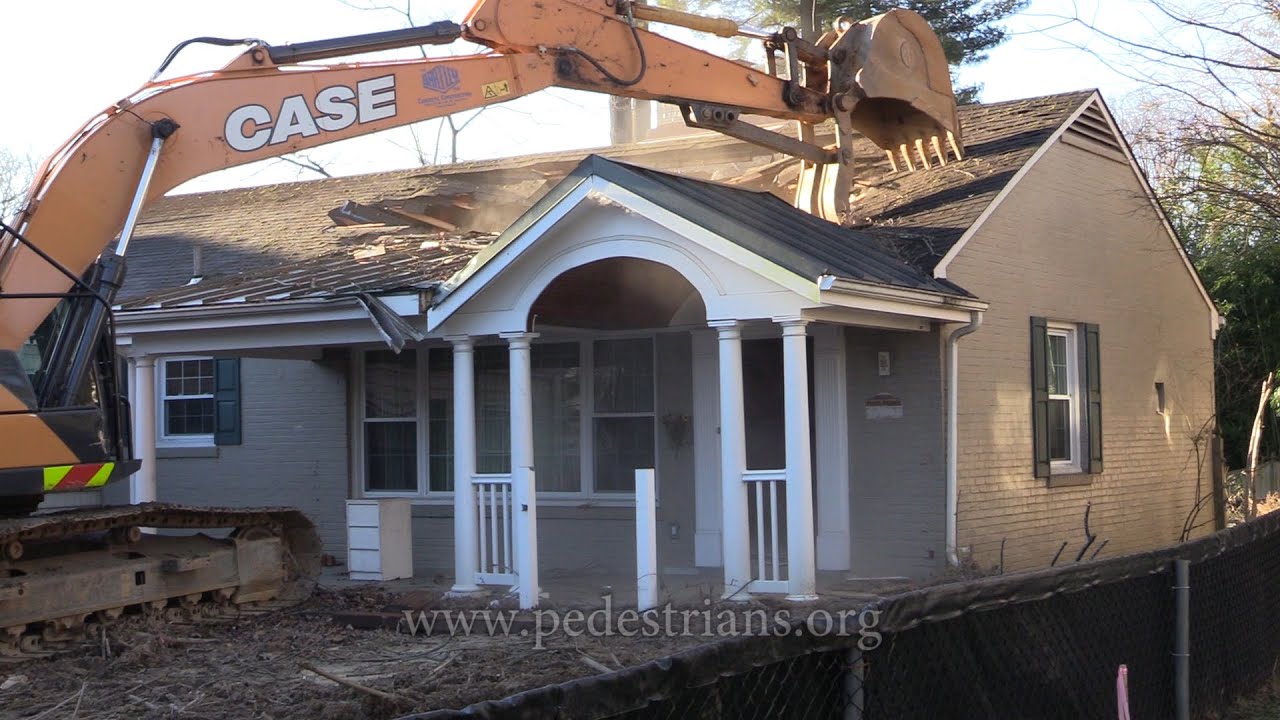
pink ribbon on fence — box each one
[1117,664,1131,720]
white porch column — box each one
[502,331,540,609]
[710,320,751,599]
[448,336,480,594]
[690,329,722,567]
[778,317,817,600]
[130,355,157,504]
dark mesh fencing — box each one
[409,510,1280,720]
[1189,516,1280,716]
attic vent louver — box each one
[1062,100,1125,160]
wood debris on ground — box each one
[0,586,712,720]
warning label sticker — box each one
[482,80,512,99]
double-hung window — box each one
[592,338,655,493]
[157,356,241,448]
[363,350,418,492]
[1031,318,1102,479]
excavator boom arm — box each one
[0,0,834,364]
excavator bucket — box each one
[798,8,964,220]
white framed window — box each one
[591,337,656,493]
[1046,323,1081,472]
[354,336,658,501]
[361,350,420,494]
[158,356,216,447]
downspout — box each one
[946,310,983,567]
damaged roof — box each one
[119,231,490,310]
[121,132,780,301]
[120,90,1096,309]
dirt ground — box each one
[1,583,881,720]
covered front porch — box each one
[423,156,984,607]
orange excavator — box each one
[0,0,961,648]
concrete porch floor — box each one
[319,566,918,610]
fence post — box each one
[635,468,659,612]
[843,647,864,720]
[1174,559,1190,720]
[1211,436,1227,531]
[516,467,540,610]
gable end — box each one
[934,92,1219,337]
[1060,100,1126,162]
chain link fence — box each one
[409,510,1280,720]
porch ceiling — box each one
[529,258,703,330]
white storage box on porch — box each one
[346,499,413,581]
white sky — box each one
[1,0,1159,194]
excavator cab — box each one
[1,250,137,516]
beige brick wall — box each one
[946,139,1217,572]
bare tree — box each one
[1030,2,1280,231]
[275,152,335,179]
[337,0,491,165]
[0,148,36,222]
[1030,1,1280,467]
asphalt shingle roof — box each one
[558,156,968,296]
[122,132,779,301]
[119,91,1098,309]
[853,91,1095,268]
[119,230,490,310]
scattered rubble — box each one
[0,587,711,720]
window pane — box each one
[365,350,416,418]
[594,338,654,413]
[475,346,511,474]
[1048,398,1071,462]
[534,343,581,492]
[743,339,785,470]
[594,416,655,492]
[165,398,214,435]
[366,421,417,491]
[1047,334,1069,396]
[165,359,214,398]
[428,348,454,492]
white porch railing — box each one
[743,469,788,594]
[473,473,516,585]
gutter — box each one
[946,310,983,567]
[818,275,988,312]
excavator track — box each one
[0,503,321,659]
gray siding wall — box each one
[105,357,350,559]
[846,327,946,579]
[410,332,696,576]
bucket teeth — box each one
[899,144,916,171]
[915,138,931,169]
[886,134,961,173]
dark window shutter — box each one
[1084,324,1103,473]
[214,358,241,446]
[1030,317,1051,478]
